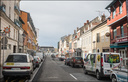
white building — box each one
[0,0,21,65]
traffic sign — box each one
[1,37,8,44]
[4,27,10,34]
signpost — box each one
[1,27,10,64]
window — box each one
[2,45,7,49]
[120,25,124,37]
[8,25,10,37]
[104,54,120,63]
[90,54,96,63]
[113,28,117,39]
[112,9,115,18]
[9,6,11,18]
[97,33,100,42]
[119,4,122,14]
[6,55,27,62]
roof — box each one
[105,0,118,9]
[10,53,28,55]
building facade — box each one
[20,11,37,55]
[0,0,22,65]
[91,20,110,53]
[106,0,128,66]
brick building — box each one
[106,0,128,66]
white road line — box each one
[70,74,77,80]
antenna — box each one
[96,11,105,16]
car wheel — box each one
[112,75,117,82]
[96,71,101,80]
[81,65,83,68]
[84,67,88,74]
[3,76,8,81]
[28,74,31,80]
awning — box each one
[110,45,128,48]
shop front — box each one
[110,37,128,66]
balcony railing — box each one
[14,19,22,28]
[116,33,128,39]
[14,6,20,14]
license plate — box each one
[77,61,81,63]
[11,68,20,70]
[6,63,14,65]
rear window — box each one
[75,57,82,60]
[104,54,120,63]
[6,55,27,62]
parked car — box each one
[36,52,43,62]
[2,53,33,80]
[110,58,128,82]
[83,52,121,80]
[30,55,36,70]
[34,56,41,67]
[65,58,71,66]
[70,56,84,68]
[59,56,65,61]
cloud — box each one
[20,1,111,48]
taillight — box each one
[101,58,103,66]
[121,58,122,61]
[73,59,75,62]
[36,61,38,63]
[20,67,30,69]
[3,67,11,69]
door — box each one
[119,49,126,66]
[13,45,16,53]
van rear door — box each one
[103,53,120,75]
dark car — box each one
[65,58,71,66]
[70,57,84,68]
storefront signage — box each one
[116,37,128,43]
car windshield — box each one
[6,55,27,62]
[75,57,82,60]
[104,54,120,63]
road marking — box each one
[48,77,58,78]
[70,74,77,80]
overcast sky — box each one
[20,1,111,48]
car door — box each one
[86,54,91,71]
[90,54,96,72]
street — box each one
[33,56,111,82]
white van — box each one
[83,52,121,80]
[36,52,43,61]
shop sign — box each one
[116,37,128,43]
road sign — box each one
[1,37,8,44]
[4,27,10,33]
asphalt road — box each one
[33,56,111,82]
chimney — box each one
[84,23,87,26]
[74,30,76,34]
[87,20,89,24]
[77,27,79,31]
[101,14,106,22]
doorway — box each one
[119,49,126,66]
[13,45,16,53]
